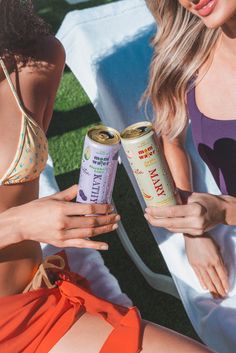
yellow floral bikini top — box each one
[0,58,48,185]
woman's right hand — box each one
[12,185,120,250]
[184,234,229,298]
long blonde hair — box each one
[144,0,220,139]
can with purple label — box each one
[77,125,121,204]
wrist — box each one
[219,195,236,226]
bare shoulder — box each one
[38,35,66,69]
[14,36,66,126]
[21,35,65,78]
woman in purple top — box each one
[144,0,236,299]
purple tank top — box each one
[187,86,236,196]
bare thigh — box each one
[49,315,215,353]
[49,312,113,353]
[141,320,215,353]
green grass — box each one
[36,0,198,340]
[34,0,118,33]
[54,72,89,112]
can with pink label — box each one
[77,125,121,204]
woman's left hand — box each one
[184,234,228,298]
[144,192,226,236]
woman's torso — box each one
[187,56,236,196]
[187,85,236,196]
[0,37,64,296]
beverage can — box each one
[121,121,177,207]
[77,125,121,204]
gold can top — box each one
[88,125,120,145]
[120,121,153,140]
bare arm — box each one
[0,208,21,250]
[40,37,66,132]
[147,130,229,297]
[162,130,192,193]
[148,133,236,229]
[0,186,119,251]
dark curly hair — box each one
[0,0,51,60]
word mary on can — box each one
[121,122,177,207]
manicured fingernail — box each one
[144,214,149,220]
[109,205,114,212]
[100,245,108,250]
[115,215,120,222]
[112,224,118,230]
[145,208,149,213]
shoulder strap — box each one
[0,58,27,115]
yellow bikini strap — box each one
[0,57,28,116]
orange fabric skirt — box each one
[0,253,141,353]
